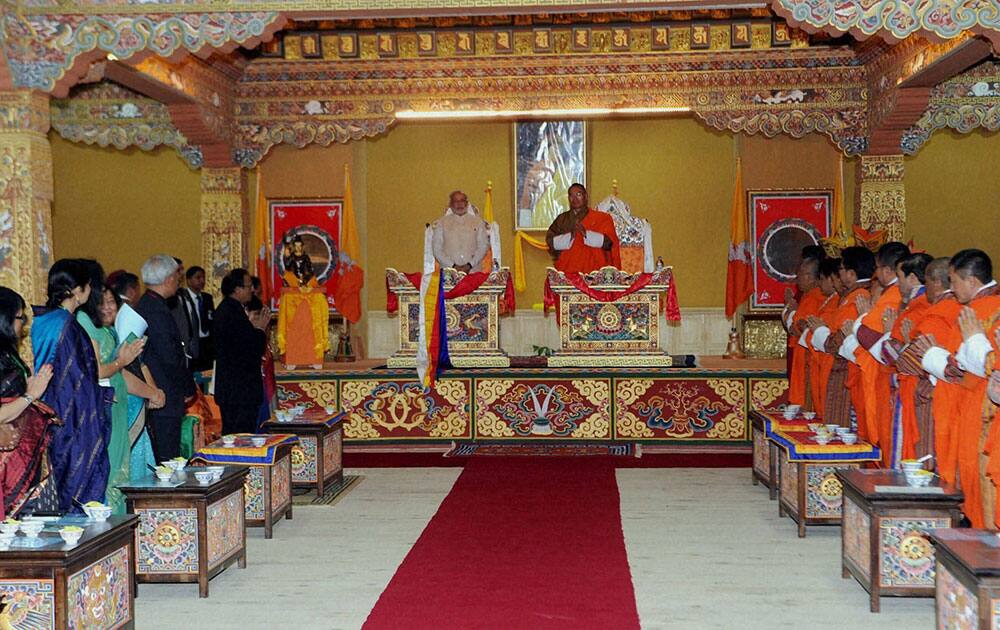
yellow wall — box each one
[50,134,201,273]
[906,129,1000,260]
[48,122,997,315]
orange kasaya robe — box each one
[890,293,931,461]
[805,292,839,414]
[855,283,902,466]
[824,286,870,430]
[787,287,827,408]
[985,338,1000,529]
[957,294,1000,528]
[912,293,963,485]
[548,208,622,273]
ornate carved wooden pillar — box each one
[855,154,906,242]
[0,90,53,305]
[200,167,248,297]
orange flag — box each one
[333,164,364,323]
[725,157,753,318]
[252,169,272,307]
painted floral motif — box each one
[805,465,846,518]
[937,562,978,628]
[476,379,609,438]
[0,579,55,628]
[244,465,265,520]
[271,454,291,512]
[324,428,343,478]
[878,517,950,588]
[615,378,744,440]
[207,488,244,569]
[67,546,131,629]
[136,507,198,574]
[843,498,871,582]
[340,379,470,439]
[291,436,317,483]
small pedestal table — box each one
[262,412,344,497]
[0,514,138,628]
[931,529,1000,629]
[119,466,249,598]
[837,469,963,612]
[193,434,297,539]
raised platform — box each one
[275,357,788,444]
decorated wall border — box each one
[902,60,1000,154]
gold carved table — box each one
[545,266,674,367]
[385,267,510,368]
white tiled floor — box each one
[136,467,934,629]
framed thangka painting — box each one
[513,121,586,231]
[748,190,832,310]
[269,199,342,311]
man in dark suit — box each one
[182,265,215,371]
[136,254,196,460]
[214,268,269,434]
[169,257,196,370]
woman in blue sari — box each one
[31,259,109,513]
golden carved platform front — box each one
[546,266,673,368]
[385,266,510,368]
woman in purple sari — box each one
[31,259,109,512]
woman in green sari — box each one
[76,261,145,514]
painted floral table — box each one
[262,413,343,497]
[765,416,881,537]
[930,529,1000,629]
[837,469,963,612]
[0,514,138,628]
[193,434,297,539]
[119,466,248,598]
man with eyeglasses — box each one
[213,268,270,434]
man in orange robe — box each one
[898,259,962,483]
[879,253,934,462]
[546,183,621,273]
[806,247,874,430]
[846,242,908,466]
[803,258,842,413]
[783,255,827,409]
[916,249,1000,528]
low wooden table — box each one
[119,466,249,598]
[193,434,297,539]
[750,410,791,499]
[837,469,963,612]
[0,514,138,628]
[930,529,1000,629]
[769,421,881,537]
[263,412,344,497]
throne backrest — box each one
[596,195,648,273]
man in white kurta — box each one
[432,191,490,273]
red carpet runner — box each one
[363,457,640,629]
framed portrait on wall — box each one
[748,190,832,310]
[269,199,343,311]
[513,121,586,231]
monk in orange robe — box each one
[898,263,963,483]
[879,253,935,462]
[914,249,1000,528]
[850,242,908,466]
[802,258,842,412]
[546,183,621,273]
[783,256,826,409]
[806,247,874,431]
